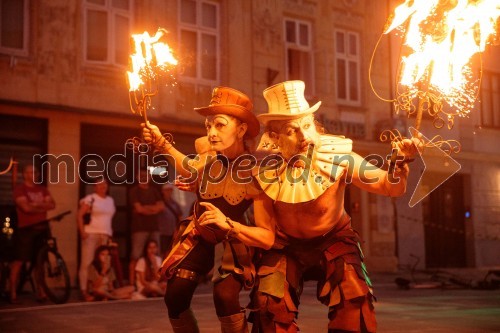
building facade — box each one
[0,0,499,286]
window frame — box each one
[284,17,315,97]
[480,71,500,129]
[0,0,29,56]
[334,28,362,106]
[177,0,220,85]
[83,0,131,67]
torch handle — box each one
[143,109,149,128]
[415,94,424,130]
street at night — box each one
[1,0,500,332]
[1,274,500,332]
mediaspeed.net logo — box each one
[405,127,461,207]
[11,127,460,207]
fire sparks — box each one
[385,0,499,114]
[127,28,178,92]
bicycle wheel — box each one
[36,248,71,304]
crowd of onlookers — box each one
[4,164,188,304]
[78,169,186,302]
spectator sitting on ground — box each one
[87,245,134,301]
[134,239,166,299]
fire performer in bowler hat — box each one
[142,87,275,333]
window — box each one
[83,0,130,66]
[480,71,500,128]
[335,29,361,106]
[285,18,314,95]
[0,0,29,56]
[178,0,219,84]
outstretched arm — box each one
[197,194,275,250]
[349,137,422,197]
[174,176,198,193]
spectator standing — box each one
[87,245,134,301]
[9,165,56,303]
[134,239,166,298]
[158,183,182,255]
[128,169,164,285]
[77,177,116,301]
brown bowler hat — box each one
[195,87,260,138]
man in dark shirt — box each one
[158,183,182,255]
[128,169,164,285]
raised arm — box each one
[142,121,212,178]
[349,137,421,197]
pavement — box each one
[1,272,499,332]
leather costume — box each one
[160,154,260,288]
[250,134,376,333]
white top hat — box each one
[257,80,321,125]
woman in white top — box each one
[77,177,116,301]
[135,239,166,298]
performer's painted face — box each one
[205,114,246,153]
[273,115,320,160]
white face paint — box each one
[205,114,243,153]
[274,115,320,160]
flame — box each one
[385,0,499,113]
[127,29,178,92]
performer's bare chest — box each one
[273,181,347,238]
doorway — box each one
[423,173,467,268]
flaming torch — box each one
[372,0,499,153]
[126,28,178,150]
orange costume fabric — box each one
[249,217,376,333]
[159,215,256,288]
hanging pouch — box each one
[83,196,94,225]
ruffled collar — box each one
[254,134,353,203]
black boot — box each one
[169,308,199,333]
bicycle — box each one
[395,254,469,290]
[395,254,500,291]
[3,210,72,304]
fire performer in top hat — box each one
[143,87,275,333]
[249,80,422,333]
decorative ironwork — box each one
[126,28,178,152]
[380,129,461,155]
